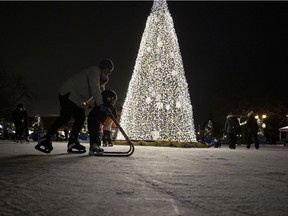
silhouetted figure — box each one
[35,58,114,154]
[224,112,240,149]
[12,103,29,143]
[64,127,69,141]
[245,111,259,149]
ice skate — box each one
[102,141,108,147]
[89,144,104,156]
[35,137,53,154]
[102,136,113,147]
[67,139,86,153]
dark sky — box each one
[0,1,287,128]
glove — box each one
[98,104,112,114]
[111,108,117,117]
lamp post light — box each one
[255,114,267,144]
[261,114,267,129]
[255,115,260,124]
[255,114,267,125]
[286,113,288,125]
[255,114,267,133]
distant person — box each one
[245,111,259,149]
[12,103,29,143]
[35,58,114,154]
[102,117,115,147]
[6,124,14,140]
[207,136,221,148]
[102,110,117,147]
[224,112,240,149]
[211,137,221,148]
[64,127,69,141]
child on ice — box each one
[102,117,116,146]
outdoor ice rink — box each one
[0,140,287,216]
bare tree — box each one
[0,64,35,119]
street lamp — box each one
[255,115,260,124]
[255,114,267,129]
[261,115,267,128]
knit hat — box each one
[99,58,114,72]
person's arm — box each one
[224,120,228,132]
[82,96,95,116]
[87,68,103,106]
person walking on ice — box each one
[12,103,29,143]
[224,112,240,149]
[245,111,259,149]
[35,58,114,154]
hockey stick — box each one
[95,110,134,157]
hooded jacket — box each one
[225,114,240,134]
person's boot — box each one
[102,135,108,147]
[67,136,86,153]
[89,143,104,155]
[35,135,53,154]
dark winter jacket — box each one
[12,107,28,128]
[246,115,259,133]
[225,114,240,134]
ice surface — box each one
[0,141,287,216]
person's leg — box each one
[36,94,72,153]
[88,106,107,154]
[18,125,24,142]
[246,130,252,149]
[69,106,85,141]
[24,127,29,141]
[46,94,73,140]
[88,106,103,146]
[254,132,259,149]
[102,130,108,146]
[67,105,86,152]
[15,126,20,142]
[231,134,236,149]
[227,133,233,149]
[107,130,113,146]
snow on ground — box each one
[0,140,287,216]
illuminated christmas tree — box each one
[117,0,196,142]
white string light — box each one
[117,0,196,142]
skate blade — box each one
[35,144,52,154]
[88,151,104,156]
[67,149,86,154]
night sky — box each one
[0,1,287,129]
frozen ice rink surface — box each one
[0,140,287,216]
